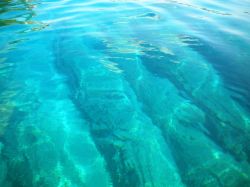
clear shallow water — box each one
[1,0,250,186]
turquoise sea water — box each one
[1,0,250,186]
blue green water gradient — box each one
[1,0,250,186]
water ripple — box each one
[1,0,250,186]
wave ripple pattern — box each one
[1,0,250,187]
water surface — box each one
[1,0,250,186]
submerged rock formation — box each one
[54,34,184,187]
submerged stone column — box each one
[54,34,185,187]
[112,45,250,186]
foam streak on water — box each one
[0,0,250,186]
